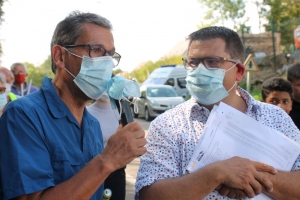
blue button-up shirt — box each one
[0,77,104,200]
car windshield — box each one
[147,87,178,97]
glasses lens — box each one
[112,52,121,66]
[204,57,222,69]
[0,87,6,94]
[89,45,106,58]
[183,57,201,70]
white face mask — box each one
[5,83,11,95]
[99,91,110,102]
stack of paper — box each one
[186,102,300,200]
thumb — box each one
[117,122,123,130]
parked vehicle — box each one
[142,64,189,98]
[132,85,185,121]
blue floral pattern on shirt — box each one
[135,87,300,200]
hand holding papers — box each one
[186,102,300,200]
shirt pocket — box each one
[51,145,83,165]
[50,145,84,182]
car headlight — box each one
[150,99,159,107]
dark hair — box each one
[50,11,113,73]
[287,63,300,83]
[261,77,293,100]
[187,26,245,61]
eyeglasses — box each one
[182,56,239,70]
[0,87,6,94]
[63,44,121,66]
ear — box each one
[236,62,245,82]
[52,45,65,70]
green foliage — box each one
[0,0,7,57]
[198,0,247,30]
[262,0,300,51]
[25,56,54,88]
[113,68,123,75]
[130,55,184,83]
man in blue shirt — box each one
[0,11,147,200]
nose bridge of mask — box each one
[186,64,226,85]
[69,56,114,100]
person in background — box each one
[261,77,293,114]
[0,67,14,93]
[287,63,300,129]
[136,26,300,200]
[0,73,8,116]
[10,62,39,96]
[0,11,146,200]
[87,90,126,200]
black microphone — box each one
[115,98,134,126]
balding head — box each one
[0,67,13,84]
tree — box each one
[130,55,184,84]
[197,0,247,30]
[0,0,7,58]
[25,56,54,87]
[113,68,123,75]
[262,0,300,51]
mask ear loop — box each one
[121,96,139,114]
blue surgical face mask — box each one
[0,93,7,110]
[107,76,141,118]
[186,63,237,105]
[63,48,114,100]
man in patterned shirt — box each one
[136,26,300,200]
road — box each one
[125,117,151,200]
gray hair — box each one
[187,26,245,61]
[10,62,27,73]
[50,10,113,73]
[0,72,6,86]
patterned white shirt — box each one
[135,87,300,200]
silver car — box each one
[133,85,185,121]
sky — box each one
[0,0,261,72]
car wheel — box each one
[145,107,151,121]
[131,105,138,118]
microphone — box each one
[114,98,134,126]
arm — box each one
[0,106,146,200]
[263,170,300,200]
[14,122,146,200]
[139,157,276,200]
[135,113,276,200]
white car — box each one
[133,85,185,121]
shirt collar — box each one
[40,77,97,124]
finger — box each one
[254,162,278,174]
[132,129,146,139]
[132,146,147,157]
[228,189,247,199]
[243,184,256,198]
[215,184,223,190]
[122,122,143,132]
[248,176,263,195]
[254,171,273,192]
[117,123,123,130]
[218,185,230,196]
[134,137,147,147]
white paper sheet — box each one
[186,102,300,200]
